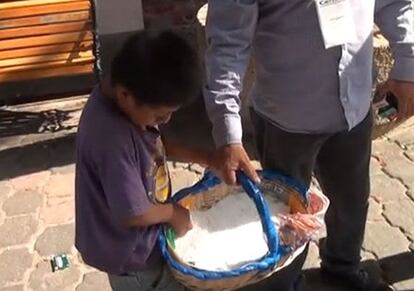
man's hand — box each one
[378,80,414,121]
[213,144,260,185]
[169,204,193,237]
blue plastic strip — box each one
[170,171,221,203]
[236,171,278,255]
[159,169,308,281]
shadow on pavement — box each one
[304,251,414,291]
[0,108,76,138]
[0,133,75,180]
[381,250,414,289]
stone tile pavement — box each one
[0,98,413,291]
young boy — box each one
[75,30,211,291]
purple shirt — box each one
[75,87,171,274]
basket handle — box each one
[236,171,280,256]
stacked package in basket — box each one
[159,170,329,291]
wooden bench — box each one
[0,0,94,83]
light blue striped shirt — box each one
[203,0,414,147]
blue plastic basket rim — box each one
[158,170,308,280]
[171,170,308,203]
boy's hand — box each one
[169,204,193,237]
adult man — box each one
[203,0,414,290]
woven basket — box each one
[159,171,309,291]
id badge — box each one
[315,0,357,49]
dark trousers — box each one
[240,109,373,290]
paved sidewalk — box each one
[0,98,413,291]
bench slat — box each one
[0,50,93,67]
[0,63,93,82]
[0,1,90,20]
[0,40,93,60]
[0,21,91,40]
[0,0,83,10]
[0,10,90,29]
[0,31,93,50]
[0,57,93,73]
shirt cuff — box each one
[390,56,414,82]
[212,114,243,148]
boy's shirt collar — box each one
[145,126,160,135]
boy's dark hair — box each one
[110,30,202,107]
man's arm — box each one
[375,0,414,82]
[204,0,258,147]
[375,0,414,120]
[203,0,260,184]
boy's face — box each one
[115,85,179,130]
